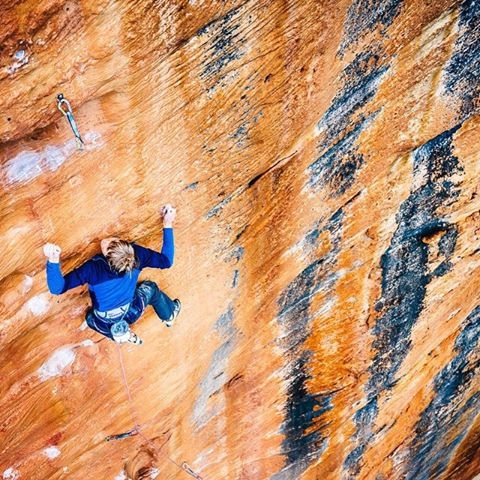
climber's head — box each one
[101,237,136,273]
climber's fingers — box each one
[162,204,176,226]
[43,243,62,262]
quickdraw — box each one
[182,462,203,479]
[56,93,84,149]
[104,427,139,442]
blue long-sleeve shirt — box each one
[46,228,174,311]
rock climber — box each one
[43,204,180,345]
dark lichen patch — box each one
[310,48,387,197]
[198,6,246,83]
[371,125,463,392]
[437,225,458,258]
[185,181,199,190]
[275,211,343,477]
[304,227,320,249]
[229,122,250,149]
[229,110,263,149]
[214,304,235,337]
[318,49,387,148]
[425,223,458,278]
[405,306,480,480]
[192,305,238,429]
[278,210,343,322]
[317,46,388,150]
[344,124,464,476]
[443,0,480,118]
[231,123,248,139]
[309,113,377,196]
[343,398,378,476]
[232,269,239,288]
[352,398,379,442]
[338,0,404,54]
[225,245,245,263]
[205,192,233,218]
[282,353,333,464]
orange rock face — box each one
[0,1,479,479]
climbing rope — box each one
[112,343,204,479]
[56,93,85,149]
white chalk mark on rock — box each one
[37,347,76,382]
[37,341,94,382]
[26,294,50,316]
[4,132,103,186]
[2,468,20,480]
[22,275,34,294]
[43,446,61,459]
[114,471,127,480]
[6,50,29,74]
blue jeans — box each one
[85,281,176,340]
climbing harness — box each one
[56,93,85,149]
[112,343,204,479]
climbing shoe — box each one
[127,332,143,345]
[165,299,181,327]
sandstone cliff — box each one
[0,1,479,479]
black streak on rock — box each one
[310,50,387,196]
[206,192,233,218]
[370,125,463,393]
[199,7,245,81]
[232,269,239,288]
[282,353,333,462]
[343,124,464,477]
[309,114,374,196]
[227,245,244,262]
[319,50,387,148]
[343,398,379,475]
[192,306,237,429]
[443,0,480,118]
[273,210,343,478]
[339,0,404,54]
[229,110,263,149]
[405,306,480,480]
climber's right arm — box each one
[43,243,89,295]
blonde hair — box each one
[106,239,136,273]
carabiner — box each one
[182,462,203,479]
[56,93,85,149]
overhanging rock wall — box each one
[0,1,479,479]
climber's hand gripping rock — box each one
[43,243,61,263]
[162,204,176,228]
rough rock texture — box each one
[0,1,479,479]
